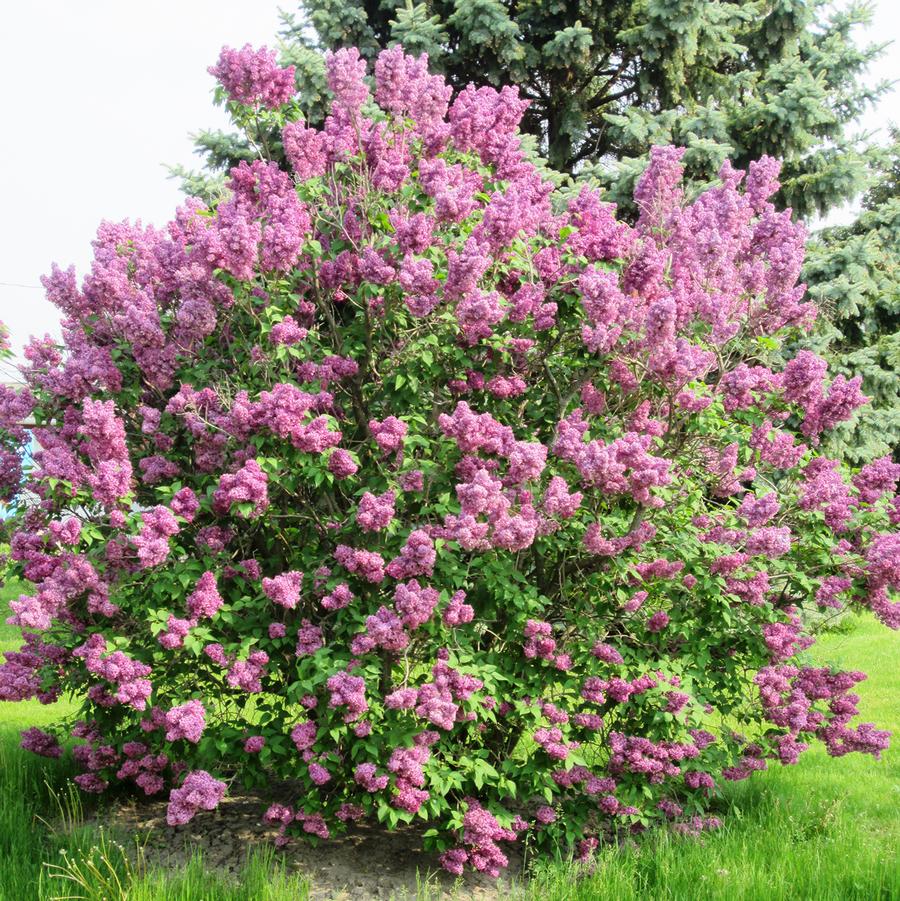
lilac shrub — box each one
[0,44,897,876]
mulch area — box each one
[104,790,525,900]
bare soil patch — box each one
[105,791,524,900]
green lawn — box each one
[0,576,897,900]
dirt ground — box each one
[107,791,525,900]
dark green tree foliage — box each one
[265,0,886,219]
[801,130,900,463]
[176,2,885,216]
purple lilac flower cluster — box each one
[208,45,295,109]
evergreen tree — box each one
[801,130,900,463]
[177,1,886,217]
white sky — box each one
[1,1,898,364]
[0,0,286,364]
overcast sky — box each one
[1,1,898,364]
